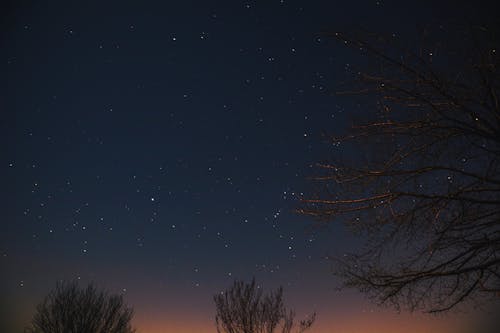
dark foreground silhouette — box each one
[214,278,315,333]
[25,281,135,333]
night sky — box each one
[1,1,497,332]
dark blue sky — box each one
[1,1,497,332]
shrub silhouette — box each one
[214,278,315,333]
[25,281,135,333]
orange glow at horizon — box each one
[132,308,469,333]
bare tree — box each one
[214,278,315,333]
[298,26,500,313]
[25,281,135,333]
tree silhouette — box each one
[25,281,135,333]
[214,278,315,333]
[298,27,500,313]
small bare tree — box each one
[298,26,500,313]
[25,281,135,333]
[214,278,315,333]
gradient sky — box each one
[1,1,497,332]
